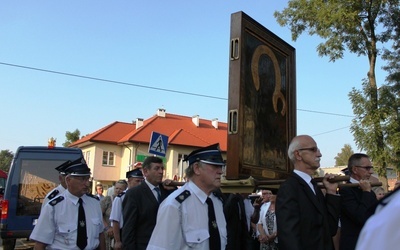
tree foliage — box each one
[275,0,399,189]
[275,0,397,62]
[380,10,400,173]
[334,144,354,166]
[0,150,14,173]
[63,129,81,147]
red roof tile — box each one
[70,113,227,151]
[70,121,136,146]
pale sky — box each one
[0,1,387,167]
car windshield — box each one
[17,159,63,216]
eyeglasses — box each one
[71,176,93,182]
[298,147,319,152]
[355,166,374,171]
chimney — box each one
[211,118,218,129]
[157,108,166,117]
[136,118,144,129]
[192,115,199,127]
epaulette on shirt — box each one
[175,190,191,203]
[213,189,225,203]
[47,189,60,200]
[86,193,100,201]
[49,196,64,206]
[117,192,126,198]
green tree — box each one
[275,0,399,190]
[0,150,14,172]
[334,144,354,167]
[381,13,400,176]
[63,129,81,147]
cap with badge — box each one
[184,143,225,166]
[55,160,70,175]
[57,157,91,176]
[126,168,144,179]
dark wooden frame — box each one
[226,11,296,180]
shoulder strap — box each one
[86,193,100,200]
[49,196,64,206]
[47,189,60,200]
[175,190,191,203]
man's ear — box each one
[294,150,302,161]
[64,175,71,186]
[142,168,149,176]
[193,162,201,175]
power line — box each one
[0,61,355,118]
[0,62,226,101]
[298,109,354,118]
[312,126,351,137]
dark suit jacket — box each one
[223,193,249,250]
[276,172,341,250]
[121,182,174,250]
[339,184,377,250]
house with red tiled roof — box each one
[69,108,227,191]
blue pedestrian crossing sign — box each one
[149,132,169,157]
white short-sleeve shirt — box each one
[30,190,104,249]
[147,181,227,250]
[109,191,126,228]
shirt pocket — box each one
[90,217,102,240]
[56,224,77,246]
[185,229,208,247]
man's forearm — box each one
[113,221,121,241]
[251,208,260,224]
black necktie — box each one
[311,179,318,195]
[154,187,161,203]
[206,197,221,250]
[77,198,87,250]
[311,179,323,204]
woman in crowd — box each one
[100,180,128,250]
[258,193,278,250]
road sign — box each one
[149,131,169,157]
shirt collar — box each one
[65,189,83,205]
[294,169,312,184]
[188,181,209,204]
[145,179,158,190]
[58,184,66,192]
[350,177,359,183]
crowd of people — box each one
[30,135,399,250]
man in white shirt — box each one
[110,168,143,250]
[30,157,105,250]
[147,143,227,250]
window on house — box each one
[177,153,188,181]
[85,151,90,164]
[102,151,115,166]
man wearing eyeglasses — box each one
[30,157,106,250]
[276,135,341,250]
[339,153,377,250]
